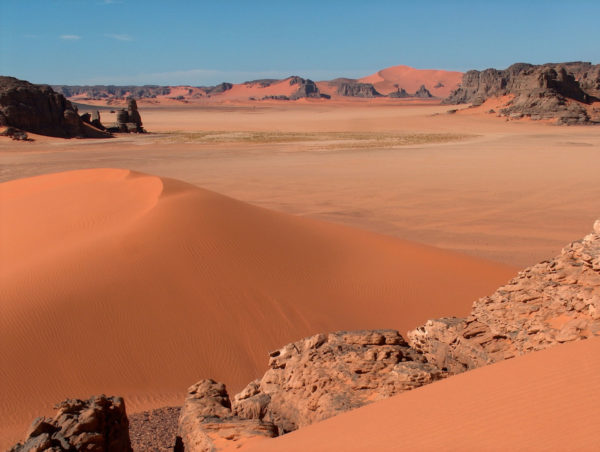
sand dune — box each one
[359,65,463,97]
[0,168,515,448]
[241,337,600,451]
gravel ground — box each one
[129,406,181,451]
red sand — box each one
[359,65,463,97]
[241,337,600,451]
[0,168,515,448]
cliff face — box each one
[444,62,600,124]
[0,76,110,138]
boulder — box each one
[176,379,277,452]
[9,395,132,452]
[232,330,444,433]
[408,219,600,373]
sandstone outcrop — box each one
[176,379,277,452]
[444,62,600,123]
[329,79,382,98]
[9,395,132,452]
[408,220,600,373]
[232,330,444,433]
[413,84,433,98]
[388,87,410,98]
[0,76,110,138]
[112,98,145,133]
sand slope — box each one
[241,337,600,451]
[360,65,463,97]
[0,169,514,447]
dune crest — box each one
[359,65,463,97]
[0,169,514,448]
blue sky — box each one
[1,0,599,86]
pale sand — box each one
[2,103,599,267]
[0,168,514,448]
[359,65,463,97]
[240,337,600,452]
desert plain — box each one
[1,95,600,449]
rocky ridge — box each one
[408,220,600,373]
[9,395,132,452]
[444,62,600,124]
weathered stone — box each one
[0,76,110,138]
[176,379,277,452]
[444,62,600,124]
[232,330,445,433]
[9,395,132,451]
[408,219,600,372]
[414,85,433,98]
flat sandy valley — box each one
[2,102,599,267]
[1,101,600,449]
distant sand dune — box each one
[241,337,600,451]
[0,169,514,448]
[359,65,463,97]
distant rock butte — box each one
[9,395,132,452]
[444,62,600,124]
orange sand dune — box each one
[241,337,600,452]
[0,168,514,448]
[360,65,463,97]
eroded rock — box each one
[176,379,277,452]
[9,395,132,452]
[232,330,445,433]
[408,220,600,373]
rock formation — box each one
[113,98,145,133]
[176,379,277,452]
[408,220,600,373]
[388,87,410,98]
[288,76,328,100]
[444,62,600,124]
[232,330,444,433]
[204,82,233,95]
[9,395,132,452]
[0,76,110,138]
[332,79,382,98]
[413,84,433,98]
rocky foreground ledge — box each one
[10,220,600,451]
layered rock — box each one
[232,330,444,433]
[408,220,600,373]
[444,62,600,123]
[176,379,277,452]
[113,98,145,133]
[9,395,132,452]
[0,76,110,138]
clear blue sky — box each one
[1,0,598,86]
